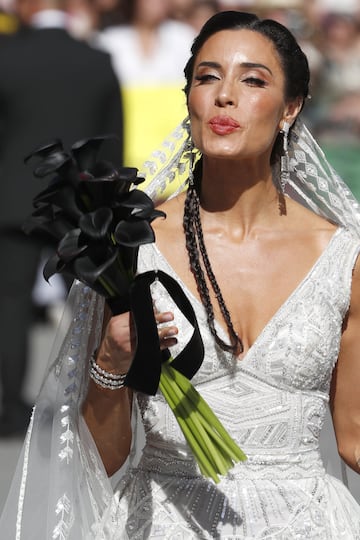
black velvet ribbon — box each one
[119,270,205,395]
[107,294,131,316]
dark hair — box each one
[183,12,310,354]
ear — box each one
[280,97,303,130]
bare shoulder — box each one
[284,196,338,246]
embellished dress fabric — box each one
[111,226,360,539]
[1,227,360,539]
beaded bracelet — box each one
[89,353,127,390]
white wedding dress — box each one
[105,226,360,539]
[1,227,360,539]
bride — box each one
[2,10,360,539]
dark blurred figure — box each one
[0,0,124,437]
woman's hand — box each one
[95,309,178,375]
[95,311,136,375]
[157,310,179,350]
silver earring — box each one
[187,139,195,187]
[280,121,291,192]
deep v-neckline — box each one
[149,227,342,362]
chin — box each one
[203,146,242,159]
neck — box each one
[199,158,282,236]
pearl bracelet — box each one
[89,353,127,390]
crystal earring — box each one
[187,139,195,187]
[280,121,291,192]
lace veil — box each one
[1,116,359,539]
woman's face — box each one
[188,29,296,163]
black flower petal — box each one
[79,207,113,241]
[23,210,74,241]
[131,208,166,221]
[33,183,83,221]
[114,220,155,247]
[72,250,131,297]
[78,177,125,208]
[31,151,72,178]
[57,229,88,262]
[117,189,154,211]
[43,252,68,281]
[71,134,117,172]
[24,139,64,163]
[115,166,141,185]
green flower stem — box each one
[159,371,224,482]
[159,376,213,479]
[159,374,218,481]
[159,360,247,483]
[80,193,92,211]
[115,251,128,275]
[114,252,134,285]
[160,370,217,475]
[97,276,119,298]
[162,364,228,476]
[161,370,223,480]
[169,362,247,462]
[197,413,240,464]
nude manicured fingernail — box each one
[161,313,173,322]
[166,328,178,337]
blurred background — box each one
[0,0,359,510]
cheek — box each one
[246,93,282,122]
[187,94,207,144]
[187,89,205,119]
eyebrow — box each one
[197,61,273,76]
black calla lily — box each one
[114,220,155,247]
[33,183,83,222]
[24,139,64,163]
[71,134,117,171]
[32,152,72,179]
[23,134,166,306]
[56,229,88,263]
[79,208,113,241]
[43,251,68,282]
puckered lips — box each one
[208,115,240,135]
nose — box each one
[215,79,237,107]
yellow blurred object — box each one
[0,13,18,34]
[122,84,188,169]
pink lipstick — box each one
[209,116,240,135]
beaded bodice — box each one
[137,228,353,465]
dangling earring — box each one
[187,139,195,187]
[280,121,291,192]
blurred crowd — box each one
[1,0,360,184]
[0,0,360,435]
[1,0,360,178]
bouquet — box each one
[24,135,246,483]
